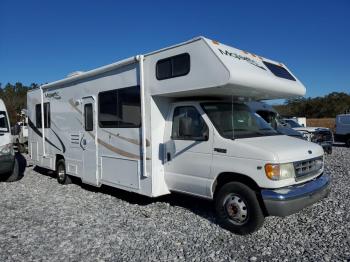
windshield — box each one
[0,111,9,132]
[201,102,278,139]
[285,119,302,128]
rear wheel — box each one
[215,182,264,235]
[56,159,71,185]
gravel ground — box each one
[0,146,349,261]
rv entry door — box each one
[81,97,98,185]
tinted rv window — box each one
[84,104,93,131]
[36,103,51,128]
[263,61,296,81]
[156,53,190,80]
[99,86,141,128]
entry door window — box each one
[84,103,93,131]
[171,106,208,141]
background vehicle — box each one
[246,101,304,139]
[284,119,333,154]
[334,114,350,147]
[12,109,28,153]
[27,37,329,234]
[0,99,19,182]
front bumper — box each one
[261,173,330,217]
[0,154,15,174]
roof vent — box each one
[67,71,84,77]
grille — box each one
[294,156,323,180]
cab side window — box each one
[171,106,208,141]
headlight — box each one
[0,143,14,156]
[265,163,295,180]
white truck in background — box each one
[335,114,350,147]
[27,36,329,234]
[283,119,333,154]
[0,99,19,181]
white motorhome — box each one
[27,37,329,234]
[0,99,18,181]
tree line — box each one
[273,92,350,118]
[0,82,349,126]
[0,82,38,125]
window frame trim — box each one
[35,102,51,128]
[171,105,209,141]
[156,53,191,80]
[98,85,142,129]
[84,103,94,131]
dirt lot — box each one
[306,118,335,130]
[0,146,349,261]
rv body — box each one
[27,37,329,234]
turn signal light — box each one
[265,164,280,180]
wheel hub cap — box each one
[224,195,248,225]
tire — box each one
[215,182,265,235]
[5,157,20,182]
[56,159,71,185]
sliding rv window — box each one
[156,53,190,80]
[98,86,141,128]
[35,103,51,128]
[263,61,296,81]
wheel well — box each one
[55,154,65,169]
[213,172,268,216]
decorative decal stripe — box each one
[69,98,151,158]
[27,118,62,152]
[97,138,141,160]
[51,128,66,153]
[103,130,150,147]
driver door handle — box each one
[214,148,227,153]
[166,152,171,161]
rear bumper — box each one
[261,173,330,217]
[0,154,15,174]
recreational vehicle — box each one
[0,99,18,181]
[27,37,329,234]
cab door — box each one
[164,104,213,197]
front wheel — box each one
[56,159,71,185]
[215,182,265,235]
